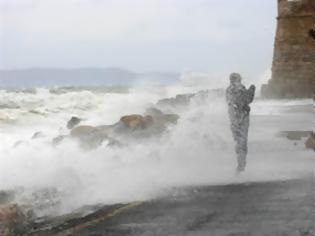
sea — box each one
[0,83,313,217]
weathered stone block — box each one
[262,0,315,98]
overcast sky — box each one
[0,0,277,78]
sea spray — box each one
[0,86,313,217]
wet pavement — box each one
[30,176,315,236]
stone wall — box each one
[261,0,315,98]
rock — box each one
[193,89,225,102]
[107,138,124,148]
[31,131,45,139]
[120,115,153,130]
[279,131,311,140]
[144,115,154,127]
[0,204,27,236]
[145,107,179,126]
[156,89,224,108]
[70,125,110,149]
[161,114,180,125]
[13,140,28,148]
[111,114,164,140]
[67,111,177,149]
[70,126,96,138]
[157,93,194,108]
[67,116,82,130]
[145,107,164,117]
[95,125,116,136]
[305,132,315,150]
[52,135,68,146]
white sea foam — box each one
[0,85,313,216]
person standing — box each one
[226,73,256,173]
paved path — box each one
[31,176,315,236]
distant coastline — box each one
[0,68,180,88]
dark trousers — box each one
[230,115,249,171]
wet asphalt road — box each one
[33,176,315,236]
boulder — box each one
[107,137,124,148]
[120,115,153,130]
[0,204,26,236]
[305,132,315,150]
[66,111,177,149]
[144,107,164,117]
[31,131,45,139]
[13,140,29,148]
[157,93,194,108]
[70,125,96,138]
[161,114,179,125]
[70,125,110,149]
[145,107,179,126]
[279,131,311,140]
[156,89,224,108]
[144,115,154,127]
[52,135,68,146]
[67,116,82,129]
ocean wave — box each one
[49,86,130,94]
[0,85,313,218]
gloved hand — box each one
[249,85,256,91]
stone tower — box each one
[261,0,315,98]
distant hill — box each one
[0,68,180,88]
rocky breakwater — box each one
[64,89,223,149]
[157,89,224,110]
[56,108,180,149]
[15,88,222,150]
[4,89,219,233]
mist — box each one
[0,1,314,234]
[0,85,313,217]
